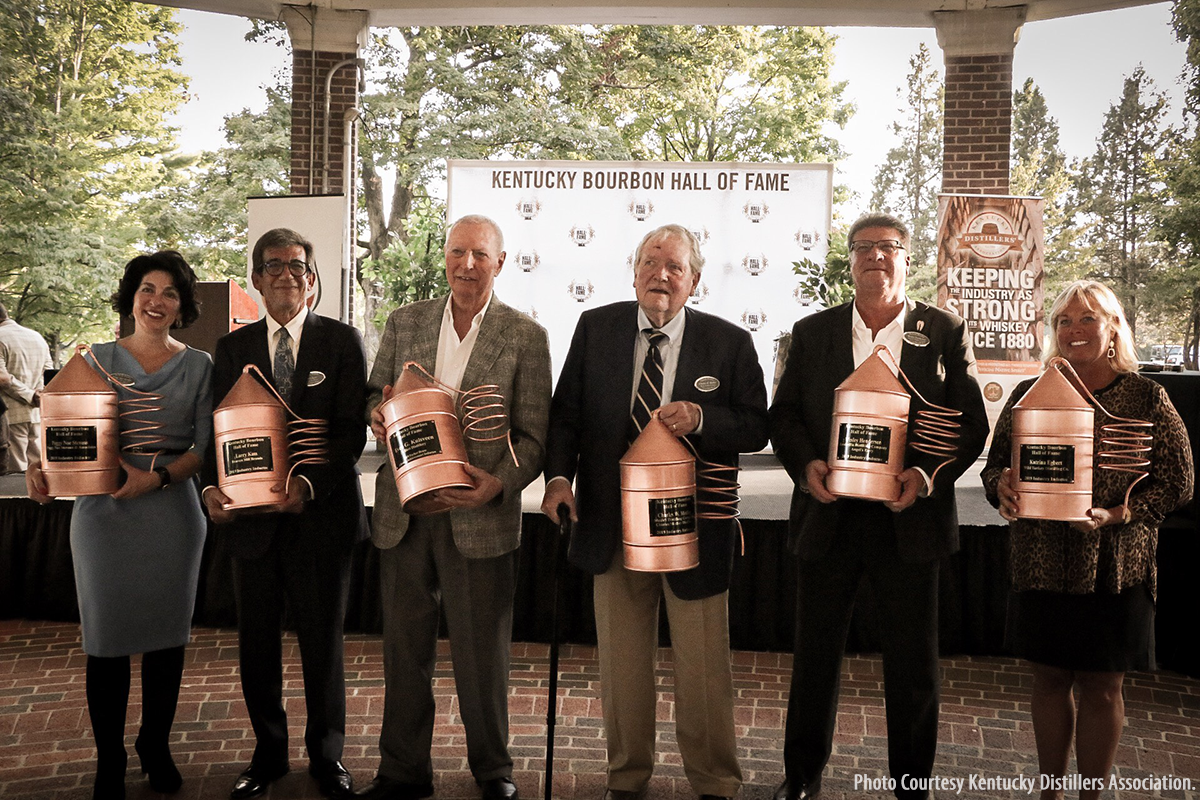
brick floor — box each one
[1,621,1198,799]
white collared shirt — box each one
[851,298,912,372]
[264,305,308,377]
[631,307,703,433]
[436,293,492,391]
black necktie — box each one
[629,329,667,443]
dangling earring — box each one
[1107,343,1116,360]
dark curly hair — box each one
[110,250,201,329]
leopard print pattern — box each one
[982,372,1193,599]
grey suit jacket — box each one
[366,295,552,558]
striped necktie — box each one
[629,329,667,443]
[273,326,295,398]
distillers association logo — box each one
[516,198,542,220]
[689,282,709,305]
[690,225,711,245]
[959,211,1022,259]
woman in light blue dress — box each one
[28,251,213,800]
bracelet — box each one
[154,466,172,490]
[1120,505,1132,524]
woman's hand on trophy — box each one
[1071,505,1124,533]
[111,460,160,500]
[996,467,1021,521]
[25,460,52,504]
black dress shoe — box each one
[311,761,354,797]
[230,762,290,800]
[773,778,821,800]
[353,775,436,800]
[602,789,645,800]
[699,795,732,800]
[479,777,519,800]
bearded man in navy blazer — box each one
[203,228,368,800]
[542,224,769,800]
[769,213,988,800]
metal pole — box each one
[545,504,571,800]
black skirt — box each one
[1007,584,1156,672]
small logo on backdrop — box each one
[569,225,595,247]
[516,198,542,220]
[567,280,595,303]
[792,285,813,306]
[984,382,1004,403]
[689,282,709,305]
[743,200,769,223]
[515,250,540,273]
[689,225,711,246]
[628,199,655,221]
[741,309,767,331]
[516,305,539,322]
[742,254,768,276]
[794,229,821,250]
[959,211,1022,259]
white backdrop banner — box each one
[446,159,833,391]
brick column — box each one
[283,8,367,196]
[934,8,1025,195]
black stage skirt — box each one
[1008,584,1155,672]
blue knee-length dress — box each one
[70,342,213,657]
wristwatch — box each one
[154,466,172,490]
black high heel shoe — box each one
[134,736,182,794]
[92,752,127,800]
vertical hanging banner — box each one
[936,194,1046,434]
[447,159,833,391]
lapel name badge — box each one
[306,371,326,387]
[110,372,136,387]
[694,376,720,392]
[903,331,931,347]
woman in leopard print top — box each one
[982,280,1192,800]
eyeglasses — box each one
[850,239,905,256]
[261,259,310,277]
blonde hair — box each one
[1044,280,1138,373]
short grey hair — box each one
[634,224,705,276]
[445,214,505,254]
[847,213,911,250]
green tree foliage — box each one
[144,84,292,281]
[1010,78,1093,300]
[0,0,188,357]
[1075,67,1172,338]
[359,197,449,331]
[569,26,850,164]
[1159,0,1200,368]
[869,43,943,295]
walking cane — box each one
[545,503,571,800]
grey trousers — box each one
[377,514,517,784]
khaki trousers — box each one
[594,562,741,797]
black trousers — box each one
[782,501,940,800]
[232,535,354,768]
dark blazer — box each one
[770,301,989,562]
[205,312,370,558]
[545,302,770,600]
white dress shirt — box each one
[436,293,492,392]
